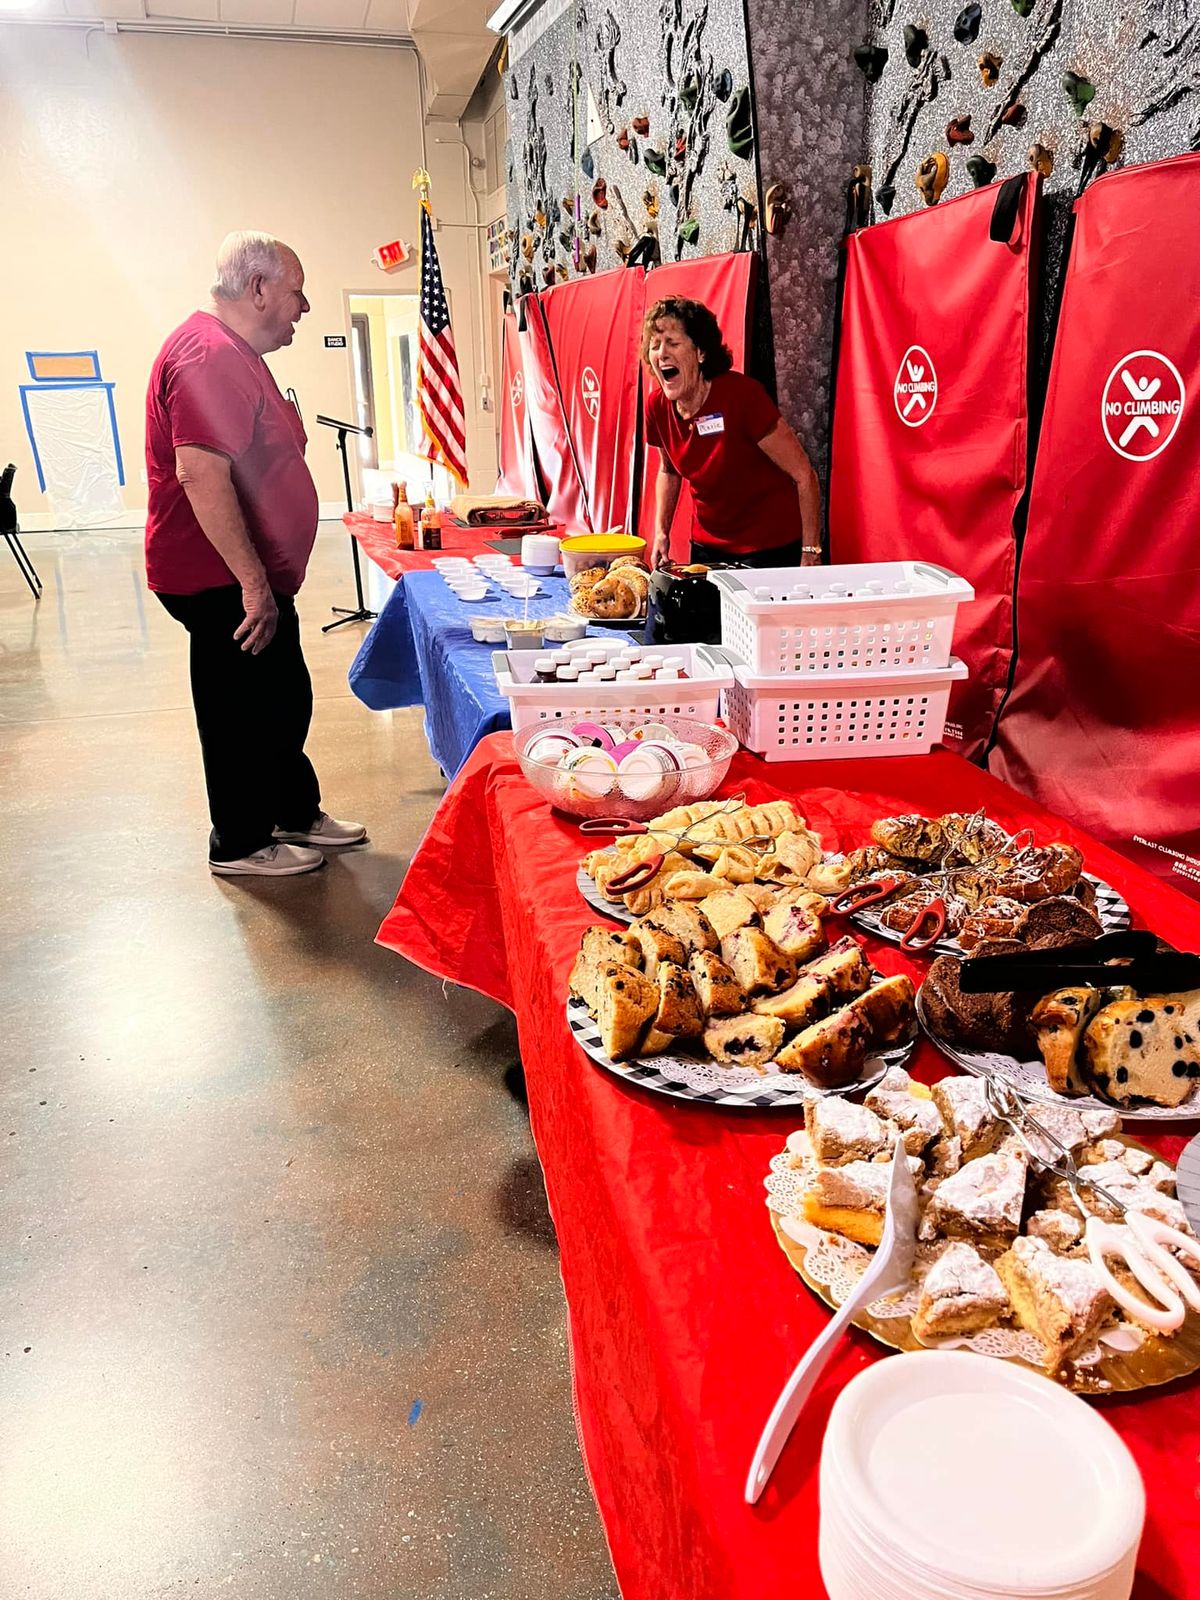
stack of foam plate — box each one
[819,1352,1145,1600]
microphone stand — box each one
[316,413,377,633]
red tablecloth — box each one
[379,739,1200,1600]
[343,510,503,580]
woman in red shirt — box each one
[643,295,821,568]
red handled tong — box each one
[579,816,665,893]
[830,875,948,954]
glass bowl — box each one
[515,715,739,820]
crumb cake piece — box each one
[931,1075,1000,1159]
[1025,1208,1085,1254]
[1018,1102,1095,1162]
[927,1135,964,1178]
[922,1152,1027,1249]
[996,1235,1113,1371]
[804,1097,892,1167]
[865,1067,944,1155]
[803,1157,922,1248]
[913,1243,1010,1340]
[1080,1107,1122,1141]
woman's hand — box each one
[758,421,822,562]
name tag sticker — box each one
[696,413,725,436]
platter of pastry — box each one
[568,555,650,625]
[764,1070,1200,1393]
[916,945,1200,1122]
[566,900,917,1108]
[578,797,853,925]
[839,810,1130,957]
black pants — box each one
[689,538,808,568]
[158,586,320,861]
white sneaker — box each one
[209,843,326,877]
[274,812,368,847]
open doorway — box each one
[347,291,422,477]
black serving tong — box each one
[958,929,1200,993]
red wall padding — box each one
[540,266,646,534]
[991,154,1200,898]
[828,176,1040,762]
[517,293,591,529]
[636,252,759,558]
[496,309,538,500]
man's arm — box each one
[652,460,682,568]
[758,420,823,566]
[175,445,277,653]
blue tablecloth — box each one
[349,570,634,777]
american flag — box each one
[417,197,468,486]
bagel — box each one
[609,555,650,574]
[588,575,641,619]
[569,565,608,593]
[618,566,651,602]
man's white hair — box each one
[211,231,287,300]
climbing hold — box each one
[978,51,1002,86]
[614,236,630,262]
[876,184,896,213]
[629,140,640,165]
[668,180,680,206]
[557,263,569,281]
[680,72,700,111]
[903,25,928,67]
[1062,71,1097,116]
[1000,102,1028,127]
[592,177,608,208]
[946,115,975,144]
[675,134,687,160]
[588,209,603,235]
[643,186,659,218]
[542,264,556,286]
[632,114,650,136]
[521,234,534,262]
[966,154,997,186]
[1088,122,1124,164]
[1028,143,1054,176]
[534,208,547,230]
[584,243,598,273]
[712,68,733,101]
[726,87,754,159]
[764,180,792,236]
[617,126,631,150]
[954,4,982,43]
[561,195,575,216]
[644,146,667,176]
[559,227,573,253]
[853,42,888,83]
[518,271,533,295]
[1011,0,1032,14]
[678,217,700,246]
[581,149,595,180]
[915,151,950,205]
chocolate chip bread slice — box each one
[1030,986,1110,1095]
[1083,996,1200,1107]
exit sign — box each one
[324,335,347,348]
[373,237,411,271]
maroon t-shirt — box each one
[144,311,319,595]
[645,370,799,553]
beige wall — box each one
[0,23,496,526]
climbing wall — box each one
[749,0,1200,474]
[502,0,762,296]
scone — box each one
[804,1097,892,1166]
[642,901,718,956]
[774,1008,871,1088]
[1030,987,1110,1095]
[634,921,688,973]
[653,962,704,1038]
[1083,997,1200,1107]
[762,899,827,961]
[702,1014,785,1071]
[801,936,873,999]
[594,962,660,1061]
[921,1152,1027,1249]
[719,927,797,995]
[750,972,832,1028]
[913,1243,1010,1340]
[697,887,762,938]
[688,950,746,1017]
[568,927,640,1013]
[995,1235,1112,1372]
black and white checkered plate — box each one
[567,996,915,1109]
[851,872,1131,958]
[577,859,636,923]
[915,986,1200,1124]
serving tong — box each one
[983,1075,1200,1334]
[831,809,1038,954]
[958,928,1200,993]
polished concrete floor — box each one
[0,525,618,1599]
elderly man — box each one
[145,231,365,876]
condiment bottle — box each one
[393,479,415,550]
[556,664,580,682]
[595,664,618,682]
[533,655,556,683]
[420,493,443,551]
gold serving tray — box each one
[770,1137,1200,1397]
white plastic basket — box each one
[710,561,974,676]
[721,651,969,762]
[492,641,734,733]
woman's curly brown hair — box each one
[640,296,734,378]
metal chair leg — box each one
[4,531,42,597]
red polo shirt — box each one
[144,311,319,595]
[645,370,799,554]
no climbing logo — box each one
[1101,350,1185,461]
[893,345,937,427]
[581,366,601,422]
